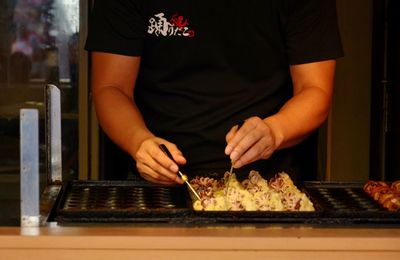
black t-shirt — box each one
[85,0,343,181]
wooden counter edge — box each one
[0,226,400,251]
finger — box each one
[225,125,239,143]
[166,144,187,165]
[141,149,183,183]
[152,146,180,172]
[230,134,260,162]
[141,174,177,185]
[233,137,270,168]
[153,146,186,184]
[158,142,187,166]
[225,125,242,155]
[140,171,178,185]
[138,163,179,185]
[228,121,266,161]
[233,128,276,168]
[229,117,272,162]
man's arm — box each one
[92,52,148,155]
[91,52,185,184]
[225,59,336,168]
[266,59,336,148]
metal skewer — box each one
[226,162,235,188]
[159,144,201,201]
[227,120,244,176]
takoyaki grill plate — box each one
[55,181,400,225]
[303,182,400,224]
[55,180,191,223]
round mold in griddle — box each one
[356,198,372,204]
[82,187,91,193]
[344,188,355,193]
[153,201,172,207]
[79,203,88,210]
[133,187,145,192]
[134,203,148,209]
[107,195,118,201]
[134,202,147,207]
[325,197,339,204]
[135,199,146,205]
[148,195,172,202]
[359,203,379,210]
[364,207,380,211]
[156,189,171,195]
[65,196,80,203]
[332,205,348,210]
[348,195,359,200]
[159,201,176,208]
[64,201,80,209]
[327,201,350,210]
[125,198,140,203]
[125,204,142,209]
[321,193,333,199]
[319,191,329,196]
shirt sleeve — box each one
[285,0,344,65]
[84,0,145,56]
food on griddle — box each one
[189,170,315,211]
[363,180,400,211]
[363,180,388,194]
[391,180,400,192]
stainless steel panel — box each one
[45,84,62,184]
[20,109,39,227]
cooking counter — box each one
[4,176,399,259]
[1,225,400,259]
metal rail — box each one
[45,84,62,184]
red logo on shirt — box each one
[147,13,195,38]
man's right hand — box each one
[134,137,187,185]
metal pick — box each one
[159,144,201,201]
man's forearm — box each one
[264,85,332,150]
[93,86,154,158]
[265,60,336,150]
